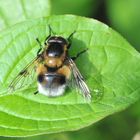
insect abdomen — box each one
[37,73,66,96]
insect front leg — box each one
[67,30,76,49]
[36,38,43,56]
[71,48,88,60]
[44,25,55,45]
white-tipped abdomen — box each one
[38,83,66,97]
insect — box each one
[9,26,91,100]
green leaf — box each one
[107,0,140,51]
[0,15,140,137]
[0,0,51,31]
[51,0,97,17]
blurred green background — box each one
[1,0,140,139]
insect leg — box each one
[34,91,38,95]
[67,30,76,49]
[71,48,88,60]
[36,38,43,56]
[44,25,56,44]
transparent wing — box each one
[8,57,40,92]
[67,57,91,100]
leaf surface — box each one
[0,0,50,31]
[0,15,140,136]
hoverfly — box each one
[9,26,91,100]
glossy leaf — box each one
[0,15,140,136]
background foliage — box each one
[0,0,140,140]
